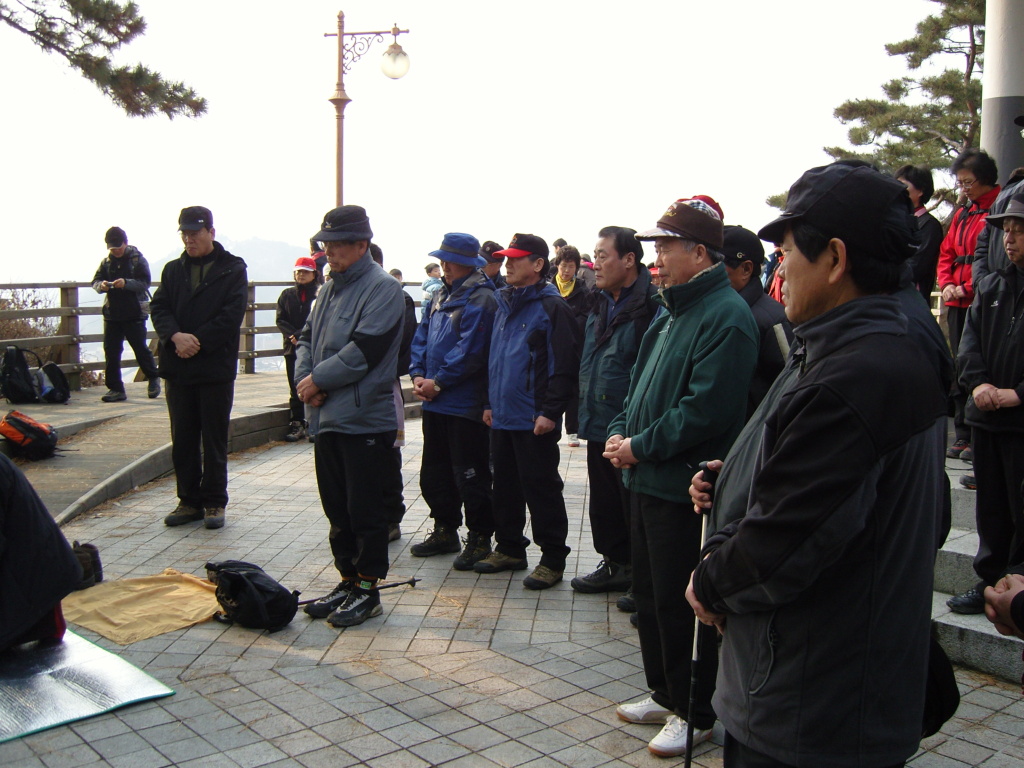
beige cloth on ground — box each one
[61,568,218,645]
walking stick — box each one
[685,461,718,768]
[297,577,419,605]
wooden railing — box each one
[0,281,294,390]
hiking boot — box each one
[164,504,203,526]
[204,507,226,529]
[568,434,580,447]
[571,559,631,594]
[959,445,974,463]
[523,565,563,590]
[453,532,493,571]
[73,548,96,590]
[648,714,713,757]
[410,525,461,557]
[308,433,315,443]
[147,378,161,399]
[284,420,306,442]
[947,587,985,615]
[304,581,354,618]
[101,389,127,403]
[73,541,102,583]
[617,590,637,612]
[327,582,383,627]
[388,523,402,542]
[616,695,672,724]
[473,551,528,574]
[946,439,970,459]
[960,473,977,490]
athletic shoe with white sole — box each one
[648,714,713,758]
[615,695,671,724]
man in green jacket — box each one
[605,198,757,758]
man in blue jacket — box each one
[476,233,580,590]
[408,232,497,571]
[295,205,406,628]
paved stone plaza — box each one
[3,420,1024,767]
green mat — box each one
[0,630,174,743]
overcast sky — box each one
[0,0,942,286]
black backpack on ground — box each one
[0,346,71,404]
[0,410,59,460]
[205,560,300,632]
[1,346,39,404]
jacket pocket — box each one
[748,609,779,695]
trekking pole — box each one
[685,461,718,768]
[297,577,419,605]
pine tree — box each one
[0,0,206,119]
[767,0,984,209]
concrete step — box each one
[932,591,1024,683]
[935,527,978,596]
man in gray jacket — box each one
[296,205,406,628]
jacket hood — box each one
[795,295,906,370]
[443,268,494,307]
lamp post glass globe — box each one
[381,44,409,79]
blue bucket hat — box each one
[429,232,485,267]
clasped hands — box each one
[296,374,327,407]
[973,383,1021,411]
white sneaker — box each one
[568,434,580,447]
[648,714,713,757]
[616,695,672,724]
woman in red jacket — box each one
[938,148,1000,459]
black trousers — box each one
[420,410,494,534]
[284,354,303,421]
[723,733,904,768]
[165,379,234,509]
[586,440,630,564]
[947,306,970,442]
[632,491,717,730]
[314,430,396,580]
[565,395,579,435]
[972,427,1024,585]
[491,427,570,570]
[103,318,158,392]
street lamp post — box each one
[324,11,410,206]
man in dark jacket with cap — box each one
[296,205,406,628]
[571,226,657,597]
[150,207,248,531]
[409,233,497,570]
[720,225,793,418]
[607,199,757,759]
[92,226,160,402]
[688,164,947,767]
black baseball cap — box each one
[721,225,765,266]
[495,233,548,260]
[758,164,910,261]
[179,206,213,231]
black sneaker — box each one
[148,378,161,399]
[304,582,354,618]
[453,532,492,571]
[947,587,985,615]
[164,504,203,526]
[571,560,631,594]
[630,611,639,628]
[327,583,383,627]
[388,523,402,542]
[410,525,461,557]
[617,590,637,613]
[101,389,127,403]
[960,473,977,490]
[284,420,306,442]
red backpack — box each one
[0,410,59,460]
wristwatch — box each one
[433,380,442,393]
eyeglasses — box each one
[180,230,207,241]
[955,178,979,190]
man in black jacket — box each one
[150,207,248,531]
[92,227,160,402]
[720,225,793,418]
[688,165,947,767]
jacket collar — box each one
[444,268,493,305]
[737,277,764,309]
[329,250,375,287]
[795,295,906,372]
[658,262,730,316]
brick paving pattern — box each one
[2,420,1023,767]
